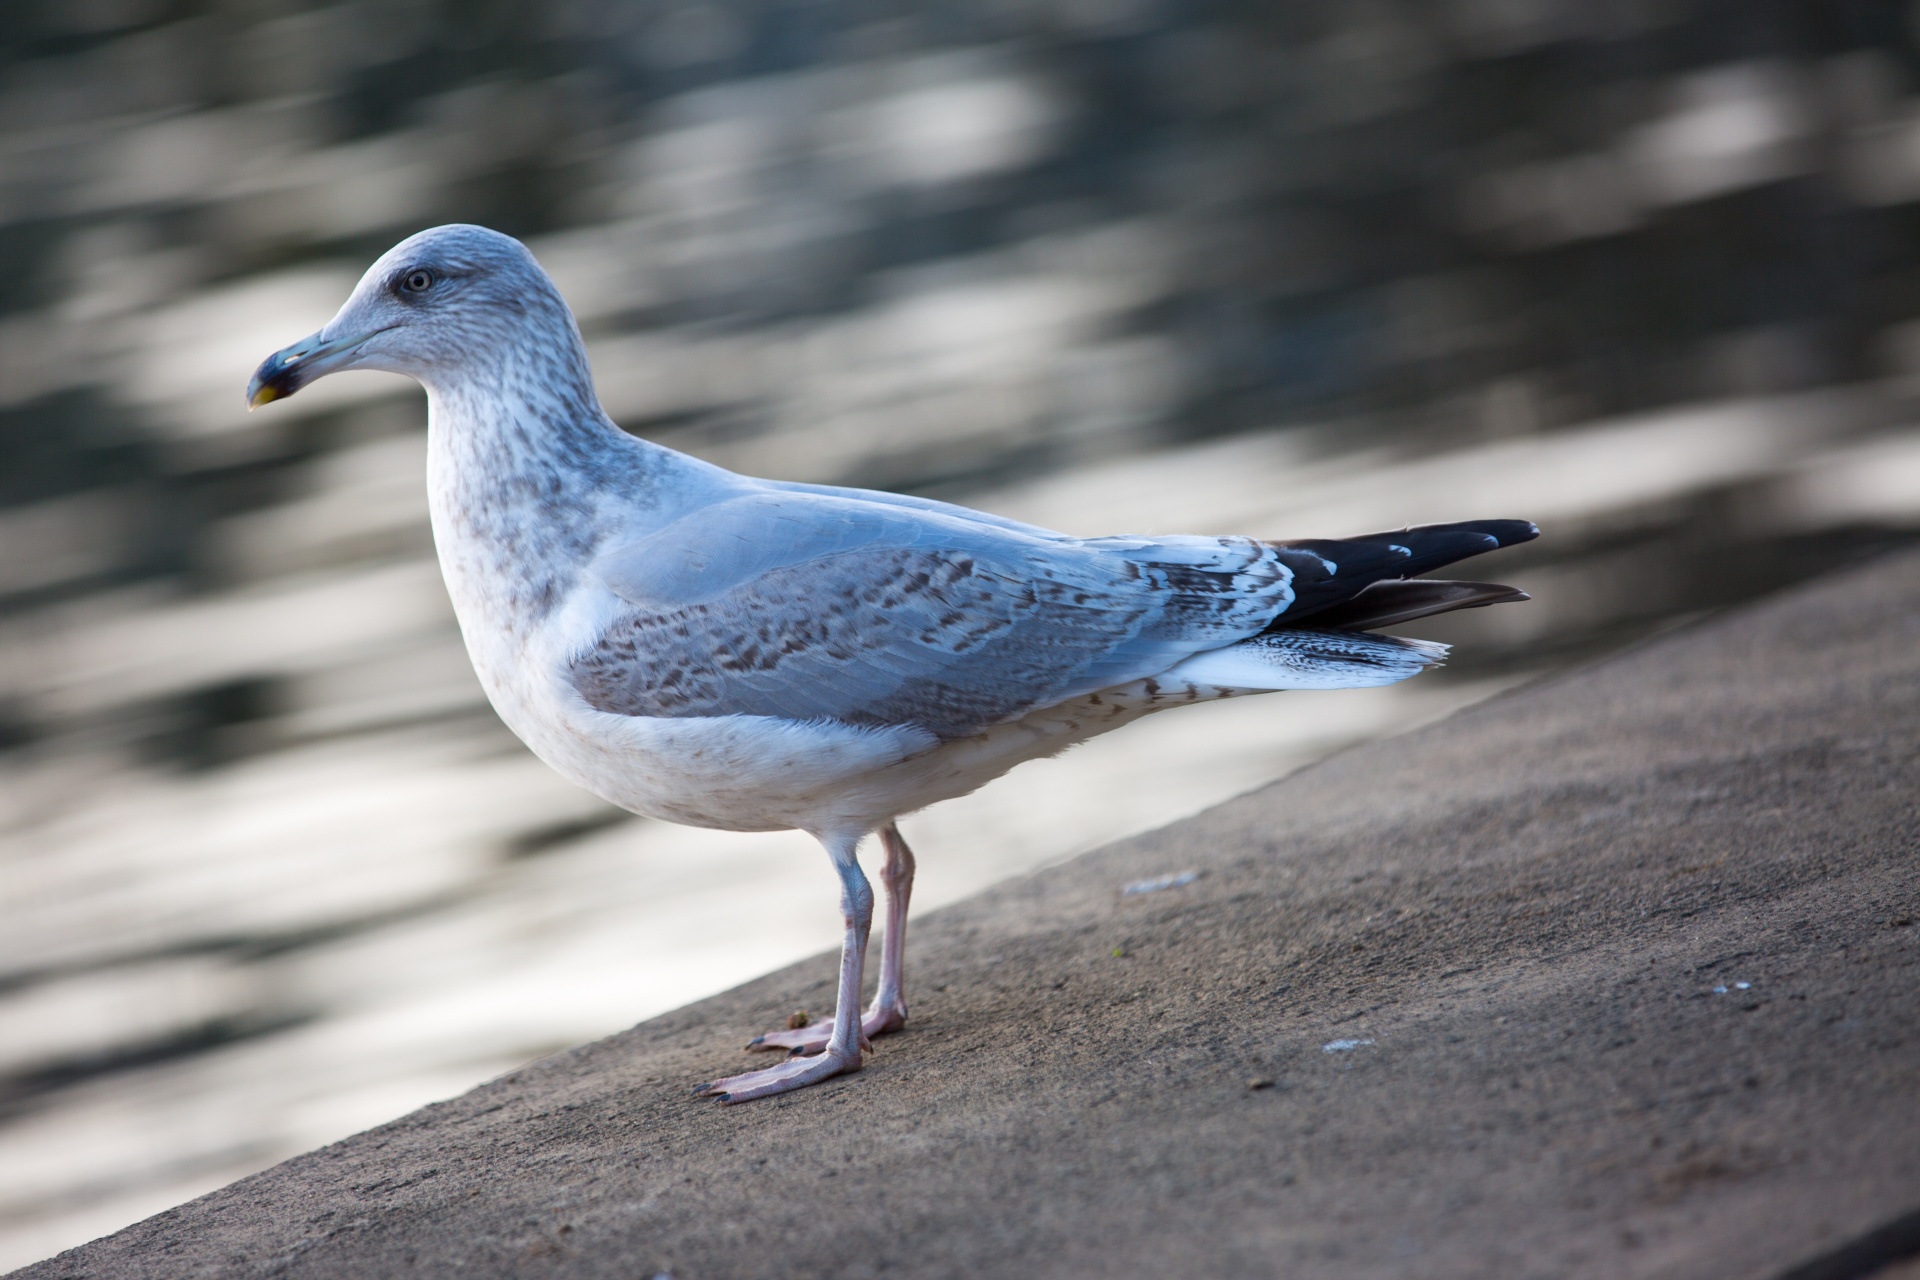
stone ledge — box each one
[17,549,1920,1280]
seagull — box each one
[248,224,1537,1103]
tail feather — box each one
[1167,628,1448,691]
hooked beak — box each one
[245,327,387,409]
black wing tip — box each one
[1406,518,1538,548]
[1266,520,1540,626]
[1486,519,1541,546]
[1361,519,1540,553]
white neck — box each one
[421,335,654,632]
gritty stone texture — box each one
[17,551,1920,1280]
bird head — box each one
[246,224,575,408]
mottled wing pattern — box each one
[570,490,1295,739]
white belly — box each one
[528,690,940,834]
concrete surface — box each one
[16,549,1920,1280]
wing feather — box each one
[570,488,1296,739]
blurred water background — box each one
[4,0,1920,1267]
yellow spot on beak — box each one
[248,383,282,409]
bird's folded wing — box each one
[571,489,1295,739]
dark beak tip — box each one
[246,326,367,410]
[246,353,295,409]
[246,379,282,410]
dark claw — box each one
[691,1082,714,1096]
[746,1036,764,1048]
[714,1092,732,1103]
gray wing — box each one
[757,476,1070,540]
[570,489,1298,740]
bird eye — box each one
[400,268,435,294]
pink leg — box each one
[869,822,915,1033]
[696,831,872,1103]
[748,822,915,1056]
